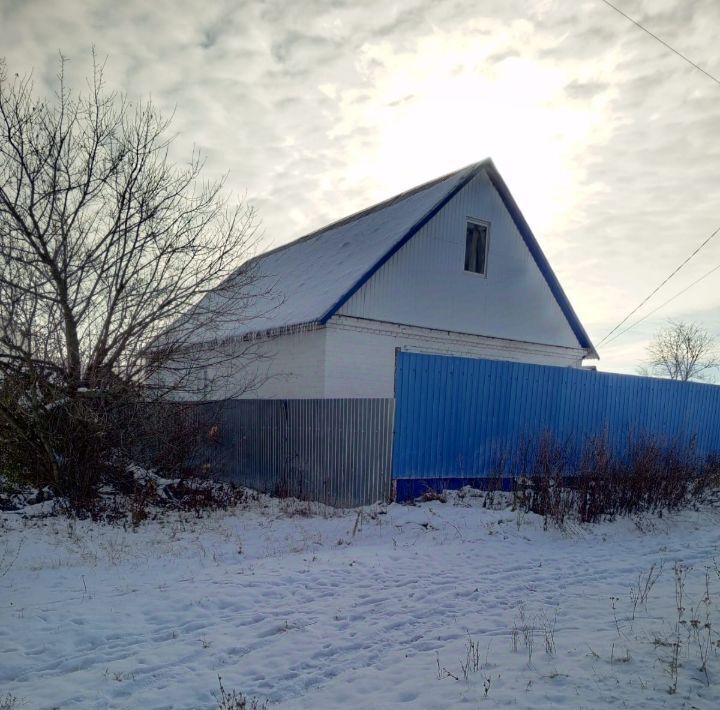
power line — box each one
[593,1,720,347]
[597,224,720,346]
[599,0,720,87]
[603,261,720,347]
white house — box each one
[173,159,597,399]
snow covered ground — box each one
[2,491,720,709]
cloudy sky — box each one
[1,0,719,373]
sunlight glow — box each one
[329,22,614,236]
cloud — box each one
[2,0,720,374]
[564,79,610,100]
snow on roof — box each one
[186,160,482,343]
[182,158,597,357]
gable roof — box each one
[190,159,597,358]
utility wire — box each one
[594,1,720,347]
[603,261,720,347]
[599,0,720,87]
[597,224,720,346]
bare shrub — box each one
[0,54,260,513]
[509,432,575,528]
[162,477,246,516]
[122,402,210,479]
[579,436,718,522]
[509,431,720,526]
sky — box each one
[1,0,719,374]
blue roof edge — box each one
[320,158,598,360]
[319,162,484,324]
[484,163,598,359]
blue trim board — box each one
[320,164,482,324]
[484,166,598,358]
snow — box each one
[184,163,481,343]
[2,492,720,709]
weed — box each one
[586,645,600,660]
[460,635,481,680]
[436,637,485,685]
[351,510,364,537]
[277,498,341,519]
[511,624,519,653]
[666,562,687,694]
[521,613,535,666]
[609,596,625,639]
[511,604,537,666]
[630,562,663,621]
[0,538,22,577]
[435,652,459,681]
[213,676,268,710]
[541,608,558,656]
[687,567,715,686]
[610,643,631,664]
[642,561,720,695]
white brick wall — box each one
[169,319,584,400]
[225,328,327,398]
[324,316,585,398]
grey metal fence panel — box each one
[191,398,394,507]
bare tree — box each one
[643,320,719,382]
[0,54,262,503]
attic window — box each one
[464,220,489,275]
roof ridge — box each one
[247,159,490,266]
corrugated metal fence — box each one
[193,398,394,507]
[151,354,720,507]
[392,352,720,497]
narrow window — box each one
[464,220,488,275]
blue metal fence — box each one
[392,352,720,500]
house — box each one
[170,158,597,400]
